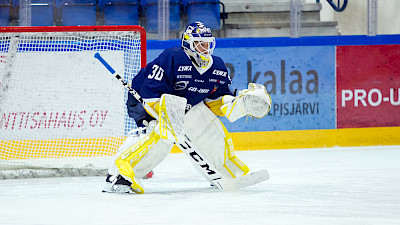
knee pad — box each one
[108,121,157,176]
[108,127,146,176]
[115,129,173,179]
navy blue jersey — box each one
[127,46,233,126]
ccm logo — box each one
[179,141,216,176]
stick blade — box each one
[222,169,270,190]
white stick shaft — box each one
[94,52,159,120]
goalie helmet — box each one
[181,21,216,68]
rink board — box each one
[149,35,400,150]
[148,45,337,132]
[1,35,399,160]
[337,44,400,128]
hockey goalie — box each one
[103,22,272,194]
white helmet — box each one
[181,21,216,68]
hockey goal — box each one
[0,26,146,178]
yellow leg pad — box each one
[158,94,186,142]
[223,163,236,178]
[221,121,250,176]
[115,131,160,194]
[115,159,144,194]
[229,155,250,176]
[223,148,250,178]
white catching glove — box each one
[220,83,271,123]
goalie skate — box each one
[103,174,135,194]
[103,170,153,193]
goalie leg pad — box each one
[158,94,187,143]
[107,94,185,193]
[114,129,174,193]
[185,102,250,179]
[108,127,146,176]
[220,122,250,178]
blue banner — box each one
[147,41,336,132]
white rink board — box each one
[1,51,126,140]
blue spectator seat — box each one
[56,0,97,26]
[145,0,181,33]
[186,0,226,31]
[0,0,12,26]
[13,0,55,26]
[99,0,140,25]
[31,0,55,25]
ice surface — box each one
[1,145,400,225]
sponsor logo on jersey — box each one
[210,85,218,95]
[188,87,209,93]
[177,75,192,79]
[177,66,192,72]
[212,69,227,77]
[209,78,225,84]
[174,81,189,90]
[194,79,204,83]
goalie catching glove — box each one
[221,83,271,123]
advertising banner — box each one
[149,45,336,132]
[337,45,400,128]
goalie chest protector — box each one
[129,46,233,110]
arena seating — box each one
[145,0,181,33]
[13,0,55,26]
[0,0,12,26]
[1,0,225,33]
[56,0,97,26]
[185,0,223,30]
[99,0,141,25]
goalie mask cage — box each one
[0,26,146,179]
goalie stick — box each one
[94,52,269,190]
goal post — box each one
[0,25,146,178]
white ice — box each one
[1,145,400,225]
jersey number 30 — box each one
[148,64,164,81]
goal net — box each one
[0,26,146,178]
